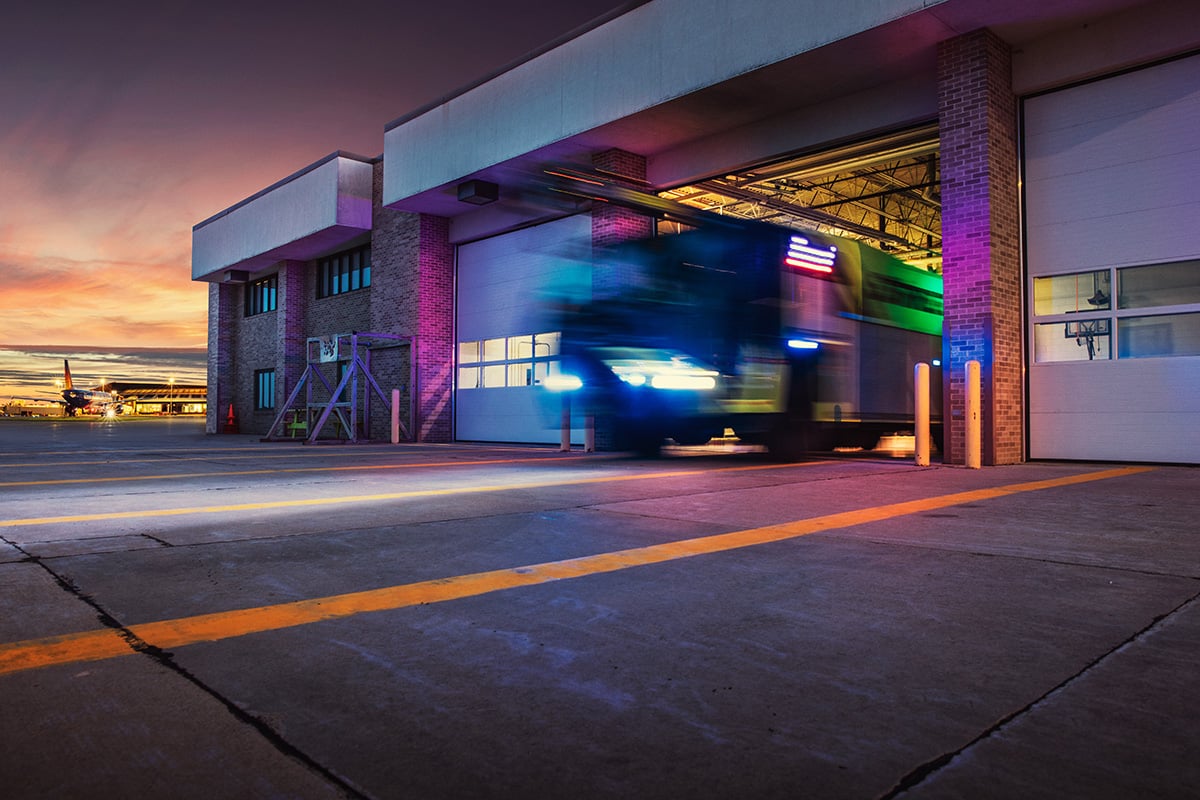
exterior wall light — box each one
[457,180,499,205]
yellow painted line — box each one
[0,443,547,469]
[0,450,405,469]
[0,455,587,488]
[0,465,1153,676]
[0,460,824,526]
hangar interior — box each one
[660,125,942,274]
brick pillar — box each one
[416,214,454,442]
[369,159,453,443]
[937,29,1023,465]
[206,282,236,434]
[591,149,654,295]
[276,261,308,411]
[590,149,654,449]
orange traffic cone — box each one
[223,403,239,434]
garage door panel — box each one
[1025,91,1200,178]
[1029,358,1200,462]
[455,215,592,444]
[455,387,560,444]
[1030,360,1200,413]
[1026,203,1200,273]
[1030,410,1199,462]
[1024,54,1200,136]
[1024,54,1200,463]
[1027,155,1200,227]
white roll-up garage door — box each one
[1024,54,1200,463]
[455,215,592,443]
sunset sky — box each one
[0,0,628,400]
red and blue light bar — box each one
[784,235,837,274]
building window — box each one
[458,332,562,389]
[1118,313,1200,359]
[255,369,276,410]
[245,275,278,316]
[318,245,371,299]
[1032,259,1200,362]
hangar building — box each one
[192,0,1200,465]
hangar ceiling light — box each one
[659,124,942,272]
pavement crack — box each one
[24,554,373,800]
[877,588,1200,799]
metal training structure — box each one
[264,332,414,444]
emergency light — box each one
[785,235,836,274]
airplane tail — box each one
[63,359,73,390]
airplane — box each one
[59,360,124,416]
[5,360,125,417]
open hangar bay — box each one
[1,417,1198,799]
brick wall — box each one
[415,214,454,442]
[277,260,308,412]
[238,298,280,434]
[206,283,235,434]
[937,29,1024,465]
[369,161,453,442]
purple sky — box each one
[0,0,630,397]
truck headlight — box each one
[542,374,583,392]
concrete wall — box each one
[193,154,373,280]
[383,0,941,206]
[1012,0,1200,95]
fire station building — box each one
[192,0,1200,464]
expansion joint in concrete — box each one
[879,588,1200,798]
[20,552,372,800]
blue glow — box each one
[931,359,942,367]
[787,339,820,350]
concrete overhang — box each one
[192,152,375,282]
[382,0,1165,218]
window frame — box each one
[1030,259,1200,363]
[254,369,276,410]
[457,331,563,390]
[245,275,278,317]
[317,245,372,299]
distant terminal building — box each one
[2,384,206,417]
[193,0,1200,464]
[104,383,207,416]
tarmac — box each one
[0,416,1197,799]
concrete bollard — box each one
[391,389,400,444]
[560,395,571,452]
[914,362,930,466]
[966,360,981,469]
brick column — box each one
[590,149,654,449]
[206,282,236,434]
[591,149,654,295]
[369,158,453,442]
[937,29,1023,465]
[416,214,454,442]
[276,260,308,411]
